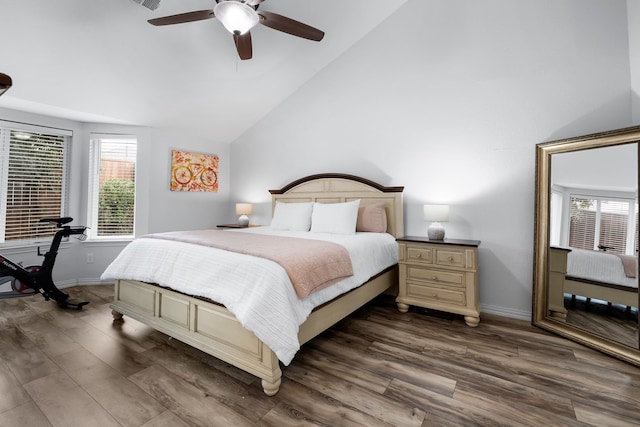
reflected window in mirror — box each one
[550,191,638,256]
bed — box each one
[547,247,638,320]
[103,173,404,396]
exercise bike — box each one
[0,217,89,310]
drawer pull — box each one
[447,256,453,262]
[431,276,438,280]
[417,253,422,258]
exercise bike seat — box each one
[39,217,73,226]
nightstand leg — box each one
[396,302,409,313]
[464,315,480,327]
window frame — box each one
[87,133,138,241]
[562,189,637,255]
[0,121,72,246]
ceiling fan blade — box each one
[234,32,253,60]
[258,11,324,42]
[148,9,215,26]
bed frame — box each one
[110,173,404,395]
[547,247,638,320]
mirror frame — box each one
[533,125,640,366]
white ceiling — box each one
[0,0,407,142]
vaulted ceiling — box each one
[0,0,407,142]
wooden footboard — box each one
[563,277,638,308]
[548,247,638,321]
[110,266,397,396]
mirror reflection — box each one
[549,143,638,348]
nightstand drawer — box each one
[406,282,466,306]
[405,246,434,264]
[406,266,465,287]
[435,249,465,268]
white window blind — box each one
[0,124,70,243]
[88,135,137,238]
[568,195,636,255]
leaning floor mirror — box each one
[533,126,639,366]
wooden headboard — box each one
[269,173,404,238]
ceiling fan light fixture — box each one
[0,73,12,97]
[214,1,259,35]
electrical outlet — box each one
[86,253,94,264]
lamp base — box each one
[427,222,445,240]
[237,215,249,226]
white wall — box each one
[0,107,231,286]
[230,0,634,319]
[552,143,638,192]
[628,0,640,119]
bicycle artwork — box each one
[170,149,219,192]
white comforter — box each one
[567,248,638,289]
[101,227,398,364]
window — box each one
[88,134,137,239]
[0,123,71,243]
[568,194,637,255]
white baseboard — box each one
[481,304,531,321]
[57,278,113,289]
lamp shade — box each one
[236,203,253,215]
[214,1,259,35]
[423,204,449,222]
[0,73,12,97]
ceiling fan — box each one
[148,0,325,60]
[0,73,12,97]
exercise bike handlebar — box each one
[39,217,74,228]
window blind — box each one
[89,135,137,237]
[0,128,68,242]
[568,195,636,255]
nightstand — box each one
[396,236,481,327]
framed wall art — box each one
[170,149,219,192]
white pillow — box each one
[310,200,360,235]
[270,201,313,231]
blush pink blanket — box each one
[142,230,354,298]
[617,254,637,278]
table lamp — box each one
[236,203,252,226]
[424,204,449,240]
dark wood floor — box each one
[564,296,639,349]
[0,285,639,426]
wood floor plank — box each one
[16,313,83,358]
[0,322,59,385]
[141,343,277,423]
[0,360,32,413]
[385,378,533,427]
[573,400,640,427]
[307,335,457,397]
[0,401,52,427]
[140,410,192,427]
[285,360,426,426]
[82,375,167,427]
[81,302,159,353]
[262,378,405,427]
[295,342,392,394]
[129,364,256,427]
[52,347,121,385]
[23,370,120,427]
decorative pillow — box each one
[356,202,388,233]
[270,201,313,231]
[310,200,360,235]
